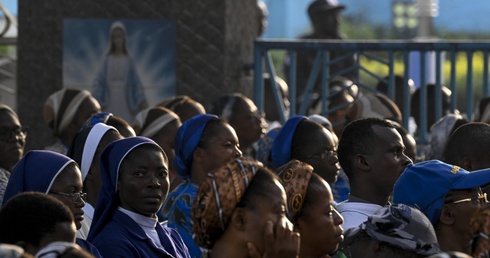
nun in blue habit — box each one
[87,136,190,258]
[2,150,102,257]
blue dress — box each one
[92,209,190,258]
[160,181,201,258]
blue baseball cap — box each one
[393,160,490,225]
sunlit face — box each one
[118,145,169,217]
[71,97,101,136]
[0,110,25,171]
[297,127,340,185]
[365,126,412,196]
[199,123,242,173]
[229,97,267,149]
[297,179,344,256]
[49,163,85,229]
[243,179,290,255]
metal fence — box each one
[253,39,490,143]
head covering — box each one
[345,93,402,124]
[3,150,76,205]
[341,204,440,256]
[133,107,180,138]
[308,114,333,130]
[271,116,308,169]
[275,160,313,220]
[393,160,490,225]
[308,0,345,18]
[81,112,113,130]
[0,244,25,258]
[428,113,465,160]
[44,88,92,136]
[174,114,218,180]
[255,127,281,166]
[35,241,80,258]
[0,104,17,117]
[67,123,119,181]
[87,136,164,242]
[192,158,263,249]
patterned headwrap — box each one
[87,137,165,242]
[133,106,180,138]
[67,123,119,181]
[468,204,490,258]
[341,204,440,256]
[255,127,281,166]
[428,113,464,160]
[174,114,218,180]
[44,88,92,136]
[3,150,77,206]
[271,116,308,169]
[275,160,313,221]
[192,158,262,249]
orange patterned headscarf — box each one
[275,159,313,221]
[192,158,263,249]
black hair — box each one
[338,118,394,177]
[444,122,490,166]
[236,166,279,210]
[106,115,134,137]
[0,192,73,247]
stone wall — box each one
[18,0,258,150]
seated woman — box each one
[133,106,182,191]
[2,150,102,257]
[159,114,242,257]
[192,158,299,258]
[68,123,123,239]
[271,116,341,186]
[87,136,190,257]
[275,160,344,257]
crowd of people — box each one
[2,0,490,257]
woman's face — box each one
[297,179,344,256]
[229,97,267,149]
[298,127,341,185]
[49,163,85,230]
[118,145,169,217]
[244,179,290,254]
[153,120,181,174]
[199,123,242,173]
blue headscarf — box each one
[271,116,308,169]
[173,114,218,180]
[2,150,76,206]
[87,136,163,242]
[256,127,281,166]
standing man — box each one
[0,104,26,207]
[284,0,357,107]
[336,118,412,229]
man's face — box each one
[443,188,487,235]
[364,126,412,196]
[313,10,341,37]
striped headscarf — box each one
[44,89,93,136]
[133,107,180,138]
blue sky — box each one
[3,0,16,15]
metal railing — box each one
[253,39,490,143]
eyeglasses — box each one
[82,112,113,129]
[0,127,28,141]
[445,193,488,206]
[301,149,337,160]
[49,191,87,204]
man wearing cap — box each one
[393,160,490,254]
[284,0,357,107]
[336,118,412,230]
